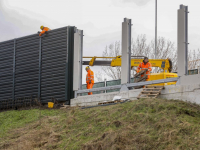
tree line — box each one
[96,34,200,82]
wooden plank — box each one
[143,88,163,90]
[141,93,158,96]
[138,84,164,99]
[145,85,164,88]
[142,91,161,93]
[145,85,164,89]
[134,70,147,78]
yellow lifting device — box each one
[83,56,172,73]
[83,56,178,86]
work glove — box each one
[89,80,91,84]
[37,31,40,34]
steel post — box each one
[121,18,132,84]
[178,4,189,76]
[73,28,83,97]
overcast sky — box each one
[1,0,200,82]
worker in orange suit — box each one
[85,66,94,95]
[38,26,51,36]
[137,57,152,81]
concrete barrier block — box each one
[85,102,99,106]
[85,97,93,103]
[72,98,84,104]
[161,85,183,94]
[97,95,107,101]
[105,94,117,101]
[129,89,142,98]
[182,84,200,92]
[118,91,129,99]
[71,83,200,107]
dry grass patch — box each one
[0,99,200,149]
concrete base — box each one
[178,74,200,85]
[71,89,142,107]
[159,84,200,104]
[71,84,200,107]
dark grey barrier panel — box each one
[0,26,76,109]
[15,34,39,101]
[0,41,13,102]
[40,26,74,104]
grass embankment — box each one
[0,98,200,150]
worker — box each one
[38,26,51,36]
[137,57,152,81]
[86,66,94,95]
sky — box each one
[1,0,200,82]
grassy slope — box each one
[0,98,200,150]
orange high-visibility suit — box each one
[137,61,152,81]
[39,27,51,36]
[86,69,94,95]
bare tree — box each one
[131,34,151,57]
[150,37,177,72]
[96,34,188,81]
[188,49,200,70]
[96,41,121,81]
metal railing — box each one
[76,77,179,95]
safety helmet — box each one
[40,26,44,30]
[85,66,90,70]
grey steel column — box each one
[12,39,16,101]
[38,37,42,101]
[80,30,83,90]
[104,78,107,93]
[73,28,83,98]
[121,18,132,84]
[155,0,157,59]
[185,6,188,75]
[177,4,189,76]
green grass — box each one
[1,98,200,150]
[0,109,59,138]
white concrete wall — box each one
[159,84,200,104]
[71,83,200,107]
[70,89,142,107]
[178,74,200,85]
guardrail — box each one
[76,77,179,95]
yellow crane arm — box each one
[83,56,172,73]
[111,57,172,72]
[83,56,116,66]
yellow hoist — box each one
[83,56,178,86]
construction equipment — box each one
[83,56,178,86]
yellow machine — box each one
[83,56,178,86]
